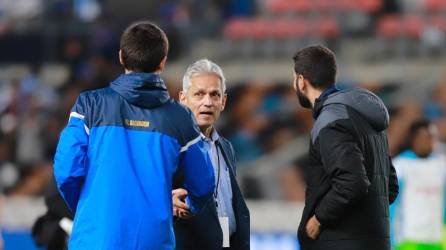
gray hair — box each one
[182,59,226,93]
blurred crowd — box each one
[2,0,445,62]
[1,61,446,201]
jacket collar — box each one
[110,72,170,108]
[313,85,339,119]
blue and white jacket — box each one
[54,73,215,250]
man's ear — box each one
[179,90,187,104]
[221,94,227,111]
[293,74,298,91]
[119,49,124,67]
[157,56,168,72]
[298,75,306,92]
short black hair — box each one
[292,45,337,89]
[120,21,168,73]
[405,119,431,147]
[409,119,431,136]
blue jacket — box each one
[173,137,250,250]
[53,73,215,250]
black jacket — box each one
[173,136,250,250]
[32,180,73,250]
[298,88,399,250]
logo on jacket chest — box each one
[124,119,150,128]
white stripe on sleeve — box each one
[180,135,202,153]
[69,112,89,135]
[70,112,85,120]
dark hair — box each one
[292,45,337,89]
[120,21,168,73]
[409,119,431,136]
[402,119,431,149]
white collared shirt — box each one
[203,129,236,235]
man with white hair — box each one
[172,59,250,250]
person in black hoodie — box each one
[292,45,399,250]
[32,180,73,250]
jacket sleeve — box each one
[314,124,371,226]
[388,157,399,204]
[53,95,89,213]
[178,129,215,215]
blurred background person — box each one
[31,180,73,250]
[391,120,446,250]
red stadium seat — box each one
[424,0,446,12]
[248,18,273,40]
[272,19,309,39]
[289,0,312,14]
[377,15,402,39]
[312,0,334,13]
[359,0,383,14]
[430,16,446,32]
[290,19,310,38]
[266,0,291,15]
[271,19,293,39]
[403,15,423,39]
[313,18,340,39]
[224,18,251,41]
[337,0,358,12]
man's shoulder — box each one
[311,103,351,143]
[162,100,198,132]
[158,101,202,147]
[77,87,116,104]
[81,86,113,96]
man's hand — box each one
[305,215,321,240]
[172,188,192,219]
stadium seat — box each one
[430,16,446,33]
[313,17,340,39]
[312,0,333,14]
[267,0,312,15]
[424,0,446,13]
[359,0,383,14]
[224,18,251,41]
[266,0,290,15]
[403,15,423,39]
[289,0,312,14]
[272,19,309,40]
[377,15,402,39]
[249,18,273,40]
[337,0,359,13]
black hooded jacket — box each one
[298,88,399,250]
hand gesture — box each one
[172,188,192,219]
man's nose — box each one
[203,94,213,106]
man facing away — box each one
[292,45,399,250]
[53,21,215,250]
[172,59,250,250]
